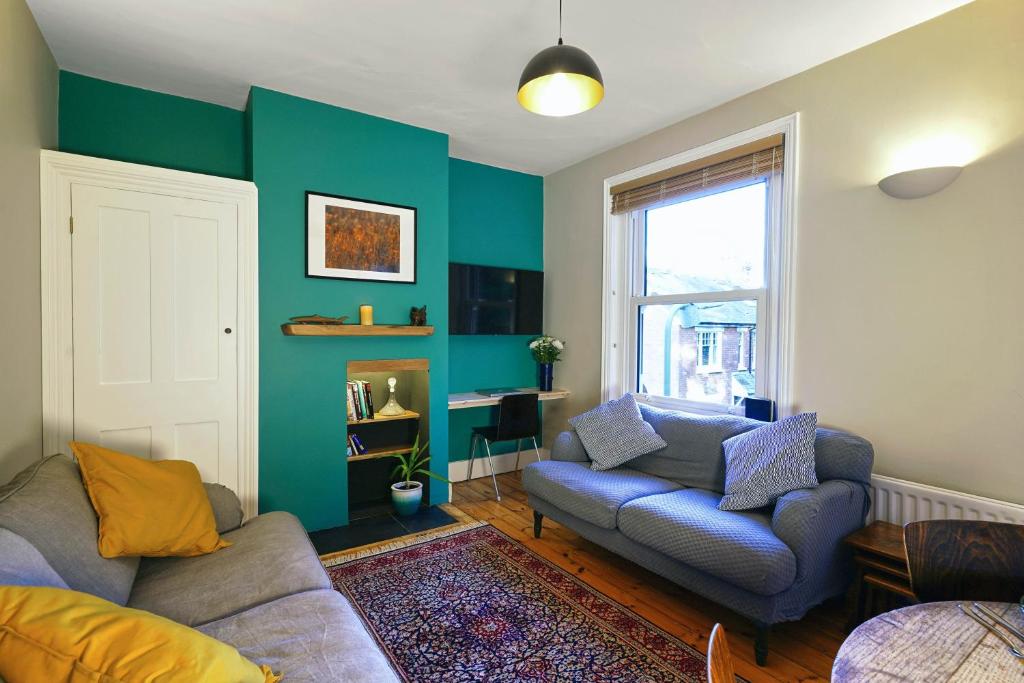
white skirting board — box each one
[447,448,550,483]
[868,474,1024,526]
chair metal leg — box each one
[467,434,478,481]
[531,436,542,463]
[483,438,501,501]
[513,439,522,472]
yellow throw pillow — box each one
[0,585,279,683]
[70,442,231,558]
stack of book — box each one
[347,433,368,456]
[346,380,375,421]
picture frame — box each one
[305,191,417,283]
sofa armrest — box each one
[550,430,590,463]
[771,480,867,581]
[203,483,244,533]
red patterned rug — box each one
[326,524,728,682]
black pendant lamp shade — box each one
[518,2,604,116]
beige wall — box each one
[544,0,1024,504]
[0,0,57,482]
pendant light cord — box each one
[558,0,563,45]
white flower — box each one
[553,340,564,350]
[529,340,539,349]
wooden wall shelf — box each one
[282,324,434,337]
[348,444,413,463]
[347,409,419,426]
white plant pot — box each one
[390,480,423,516]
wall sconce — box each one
[877,166,962,199]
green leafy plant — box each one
[387,433,450,489]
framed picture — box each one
[306,191,416,283]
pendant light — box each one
[518,0,604,117]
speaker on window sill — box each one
[744,397,776,422]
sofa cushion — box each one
[0,455,139,605]
[205,483,245,533]
[127,511,330,626]
[522,460,682,529]
[197,589,399,683]
[0,528,69,589]
[629,405,761,491]
[569,394,667,471]
[618,489,796,596]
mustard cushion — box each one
[70,442,231,558]
[0,585,280,683]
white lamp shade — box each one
[878,166,962,199]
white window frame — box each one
[601,114,799,416]
[695,327,724,373]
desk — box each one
[447,388,570,410]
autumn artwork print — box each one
[307,192,416,283]
[325,206,400,273]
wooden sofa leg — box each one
[754,623,769,666]
[533,511,543,538]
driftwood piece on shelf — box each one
[288,314,350,325]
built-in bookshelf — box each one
[346,359,430,518]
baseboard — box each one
[868,474,1024,525]
[447,448,550,483]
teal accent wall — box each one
[58,72,247,179]
[251,88,450,530]
[56,74,544,527]
[447,159,544,462]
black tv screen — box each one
[449,263,543,335]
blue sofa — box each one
[522,403,874,665]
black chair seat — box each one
[467,392,542,501]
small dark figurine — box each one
[410,305,427,326]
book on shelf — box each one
[347,380,377,421]
[349,433,368,455]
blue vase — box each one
[538,362,554,391]
[391,481,422,516]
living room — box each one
[2,0,1022,681]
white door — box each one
[71,183,239,489]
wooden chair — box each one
[904,520,1024,603]
[707,623,734,683]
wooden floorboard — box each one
[451,472,848,683]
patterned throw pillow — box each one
[718,412,819,511]
[569,394,668,471]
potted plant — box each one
[529,335,565,391]
[387,434,449,516]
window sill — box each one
[634,393,744,417]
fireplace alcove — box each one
[346,359,430,520]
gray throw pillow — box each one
[719,412,819,511]
[569,394,667,471]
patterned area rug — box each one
[326,524,726,682]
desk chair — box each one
[467,393,541,501]
[707,623,734,683]
[904,520,1024,603]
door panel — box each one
[72,183,239,492]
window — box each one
[697,329,722,371]
[603,116,797,415]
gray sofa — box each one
[0,454,398,682]
[523,403,874,665]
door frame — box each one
[40,151,260,518]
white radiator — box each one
[868,474,1024,526]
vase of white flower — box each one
[529,336,564,391]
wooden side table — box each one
[843,521,915,629]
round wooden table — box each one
[832,601,1024,681]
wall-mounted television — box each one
[449,263,543,335]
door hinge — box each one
[69,216,74,234]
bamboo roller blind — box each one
[610,134,785,215]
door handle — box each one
[224,328,232,334]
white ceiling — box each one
[28,0,971,175]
